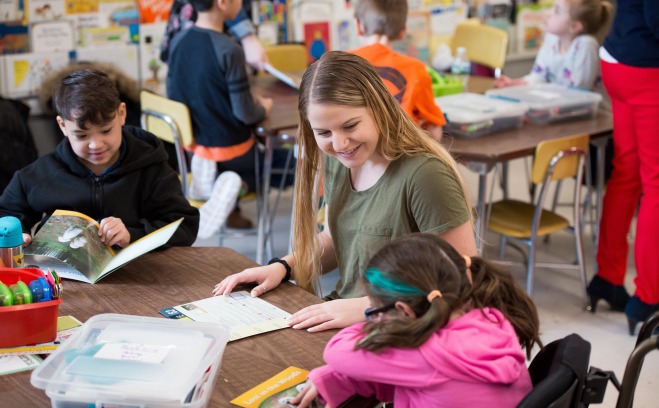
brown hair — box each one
[357,233,542,358]
[354,0,407,40]
[567,0,614,39]
[52,69,121,129]
[292,51,472,294]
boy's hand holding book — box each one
[98,217,129,248]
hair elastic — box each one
[427,290,442,303]
[463,255,472,269]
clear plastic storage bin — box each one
[31,313,229,408]
[485,83,602,125]
[435,93,529,138]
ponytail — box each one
[569,0,614,40]
[463,257,542,358]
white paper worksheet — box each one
[172,291,291,341]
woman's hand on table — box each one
[212,263,286,297]
[288,297,370,332]
[22,233,32,247]
[289,381,320,408]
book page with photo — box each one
[24,210,182,284]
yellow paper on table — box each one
[231,366,310,407]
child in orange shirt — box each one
[351,0,445,142]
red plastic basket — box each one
[0,268,62,349]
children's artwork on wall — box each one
[66,12,101,45]
[392,10,430,63]
[80,25,129,46]
[303,21,329,62]
[137,0,172,24]
[98,0,139,42]
[76,43,139,82]
[30,20,74,53]
[336,19,356,50]
[138,22,166,93]
[480,0,512,32]
[0,0,26,22]
[254,0,287,44]
[0,21,28,54]
[516,2,549,56]
[0,51,69,97]
[65,0,99,14]
[27,0,66,22]
[428,3,467,38]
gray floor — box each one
[195,157,659,407]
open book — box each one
[264,63,302,89]
[24,210,182,284]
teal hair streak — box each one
[365,267,424,296]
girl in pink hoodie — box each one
[291,233,542,408]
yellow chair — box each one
[264,43,308,72]
[450,22,509,78]
[487,134,590,305]
[139,90,206,207]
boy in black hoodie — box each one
[0,69,200,247]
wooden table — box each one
[0,247,336,407]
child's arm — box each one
[495,34,554,88]
[493,74,528,88]
[323,324,439,386]
[567,36,600,89]
[225,8,268,71]
[225,46,268,126]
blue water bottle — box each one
[0,216,24,268]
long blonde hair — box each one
[293,51,472,293]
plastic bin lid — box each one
[31,314,229,405]
[485,83,602,109]
[435,93,529,123]
[0,216,23,248]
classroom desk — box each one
[444,109,613,253]
[0,247,336,407]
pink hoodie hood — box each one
[419,307,528,385]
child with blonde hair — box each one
[494,0,613,90]
[291,233,541,407]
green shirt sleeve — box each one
[407,157,471,235]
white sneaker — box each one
[197,171,242,239]
[188,155,217,201]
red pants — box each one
[597,60,659,304]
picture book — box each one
[231,366,321,408]
[24,210,182,284]
[516,2,550,56]
[0,315,83,355]
[159,291,291,342]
